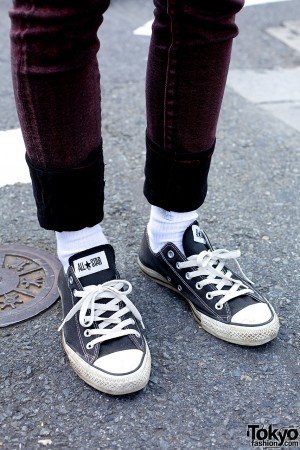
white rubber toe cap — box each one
[93,349,144,374]
[231,303,272,325]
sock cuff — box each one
[147,207,198,253]
[149,206,198,223]
[56,224,108,271]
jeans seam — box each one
[163,0,173,150]
[18,0,44,169]
[22,0,44,168]
[163,0,180,207]
[164,0,179,152]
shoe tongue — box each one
[183,221,209,257]
[69,244,117,287]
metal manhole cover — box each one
[0,245,61,327]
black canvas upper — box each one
[59,244,146,369]
[139,222,274,326]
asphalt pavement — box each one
[0,0,300,449]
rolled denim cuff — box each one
[143,133,215,212]
[26,145,105,231]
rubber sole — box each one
[62,333,151,395]
[137,257,279,346]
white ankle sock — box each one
[147,206,198,254]
[56,224,108,272]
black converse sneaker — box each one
[138,222,279,346]
[58,244,151,395]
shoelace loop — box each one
[178,249,254,309]
[58,280,144,349]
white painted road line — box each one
[245,0,291,5]
[133,20,153,37]
[133,0,292,36]
[0,128,30,187]
[262,102,300,133]
[227,67,300,132]
[267,20,300,53]
[227,68,300,104]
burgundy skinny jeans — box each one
[10,0,244,231]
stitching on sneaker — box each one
[66,273,92,361]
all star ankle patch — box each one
[73,251,109,278]
[192,225,205,244]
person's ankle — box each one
[56,224,108,272]
[147,206,198,254]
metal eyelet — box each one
[196,282,201,290]
[176,262,181,269]
[215,303,223,310]
[86,343,93,350]
[73,289,77,296]
[185,272,191,280]
[206,292,213,300]
[167,250,175,259]
[167,276,171,282]
[84,330,91,337]
[178,285,182,291]
[69,276,73,284]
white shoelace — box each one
[177,249,254,310]
[58,280,144,350]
